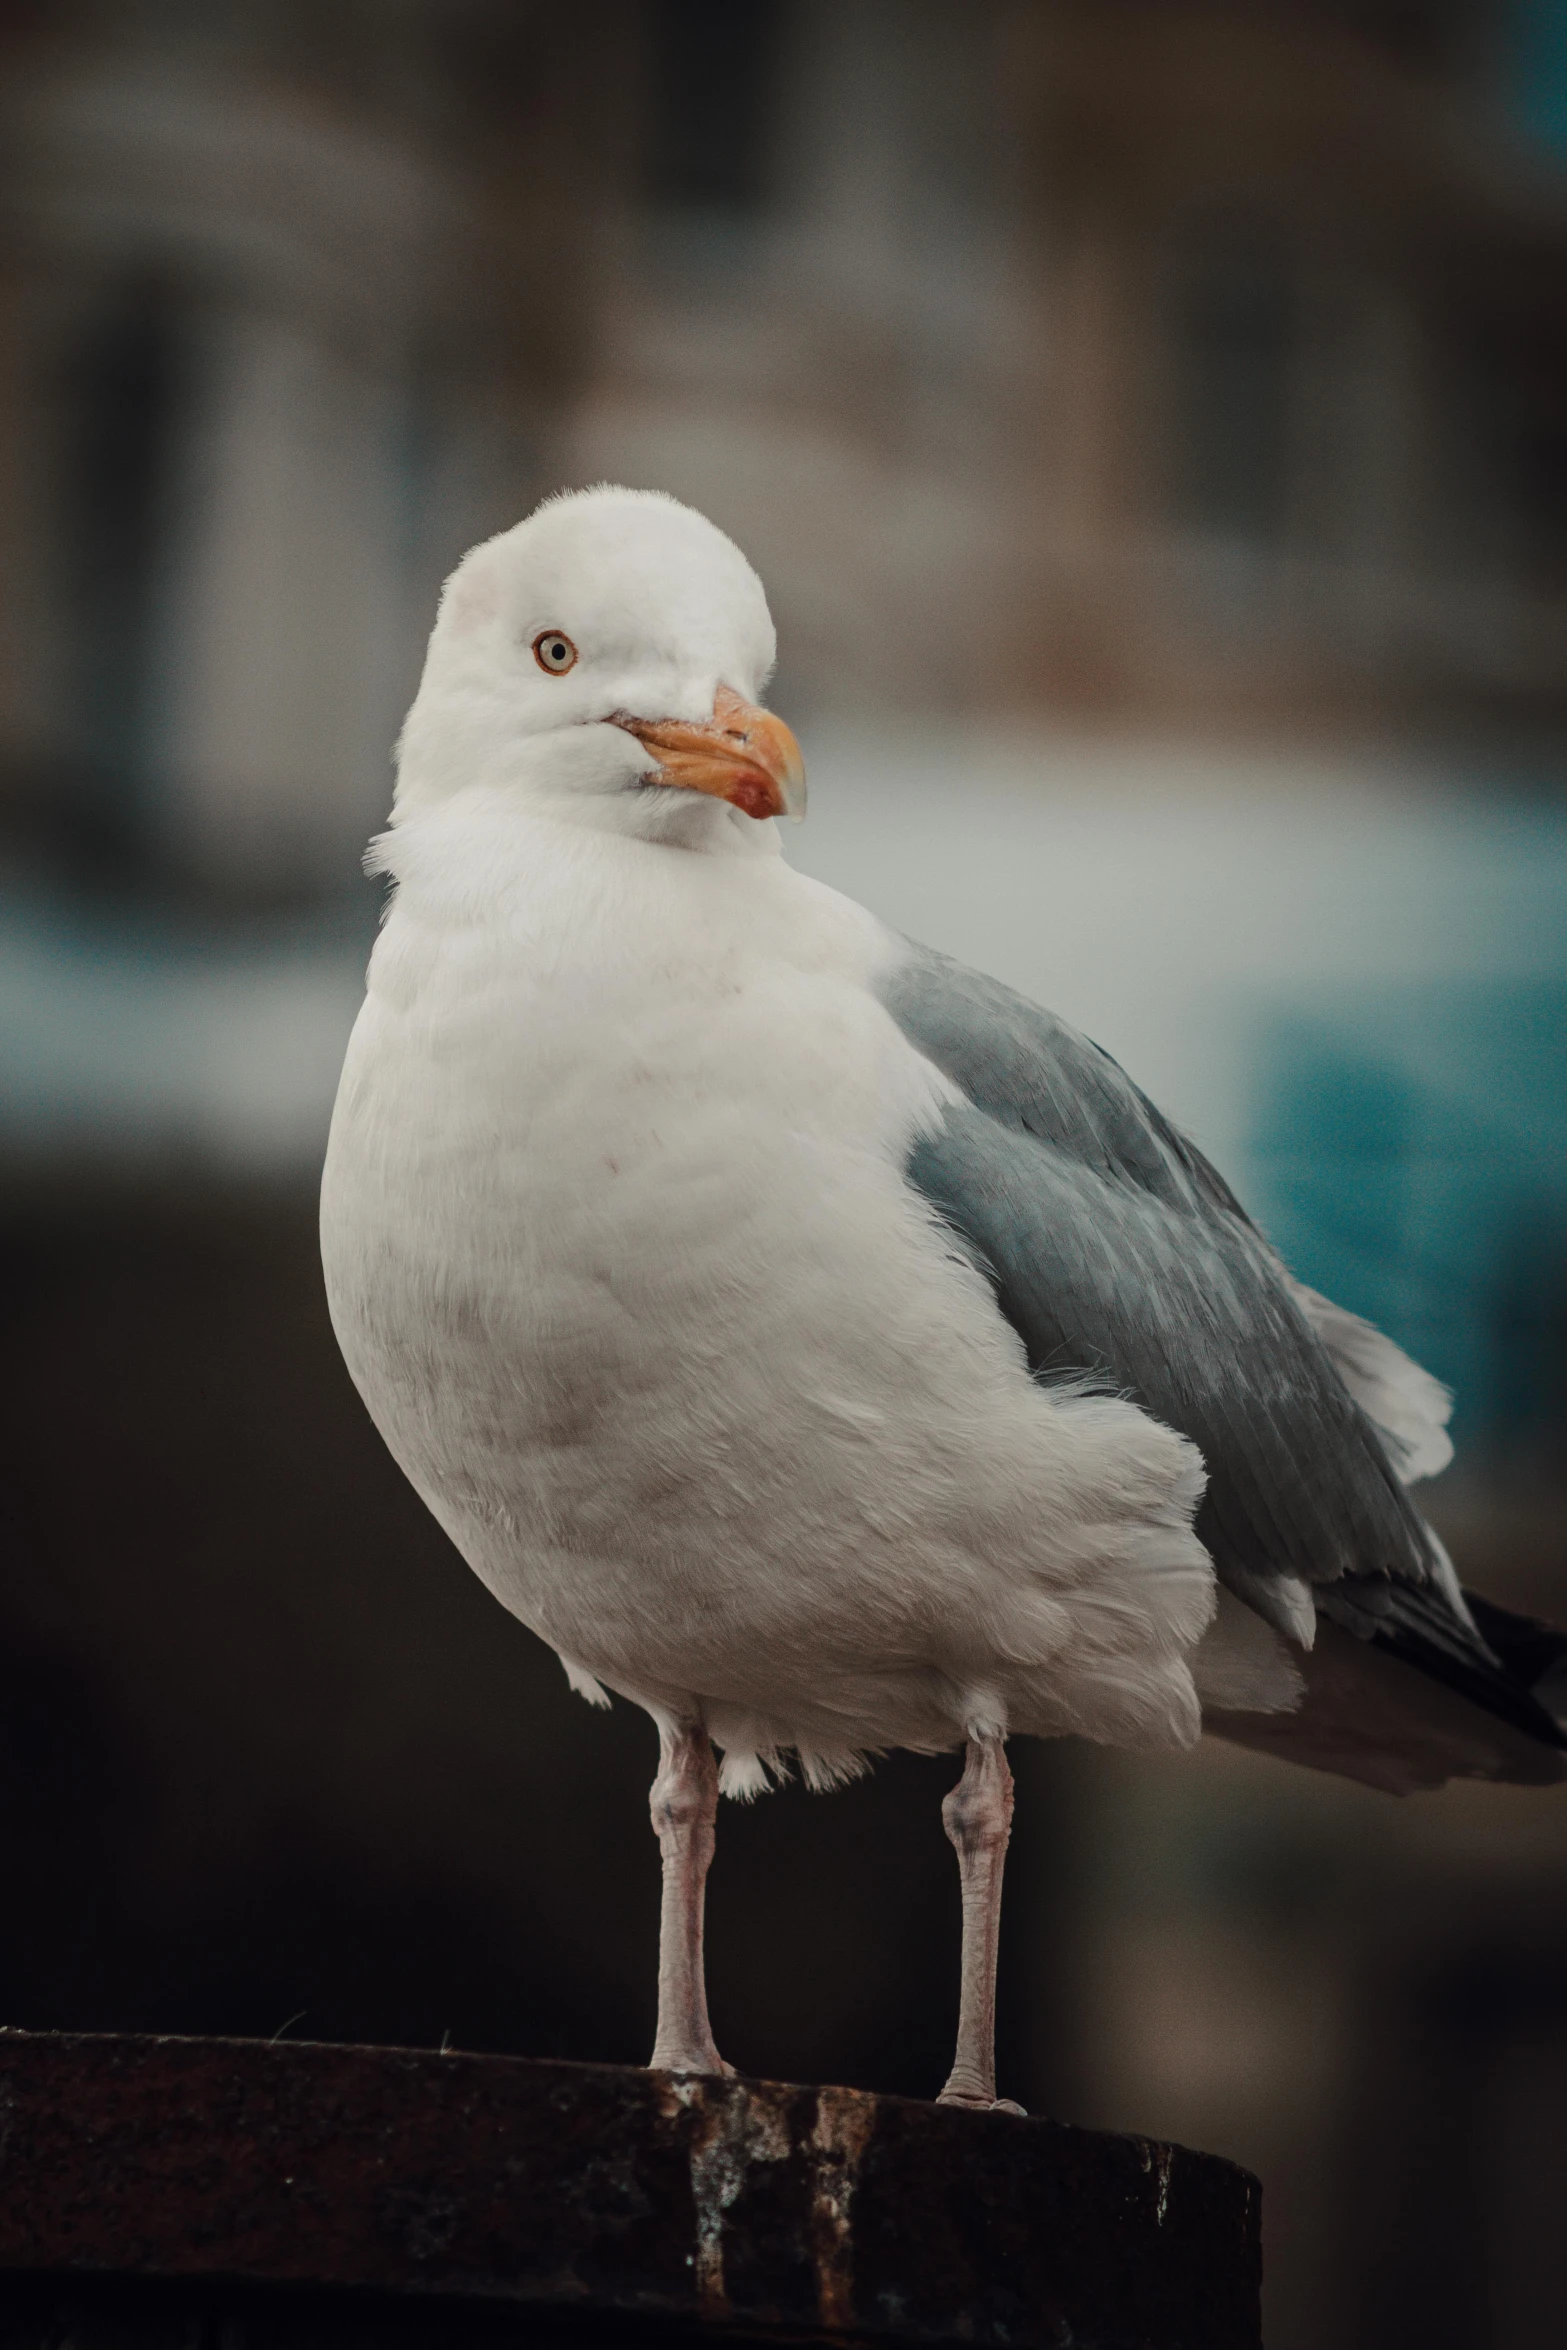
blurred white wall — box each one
[6,732,1564,1197]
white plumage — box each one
[320,485,1564,2102]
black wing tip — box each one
[1460,1589,1567,1746]
[1362,1584,1567,1755]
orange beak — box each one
[613,685,806,822]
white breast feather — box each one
[320,790,1219,1795]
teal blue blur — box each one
[1513,0,1567,155]
[1250,975,1567,1469]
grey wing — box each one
[880,942,1565,1766]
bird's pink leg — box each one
[937,1733,1025,2113]
[648,1720,728,2074]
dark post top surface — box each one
[0,2031,1261,2350]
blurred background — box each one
[2,3,1565,2343]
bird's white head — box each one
[392,485,805,844]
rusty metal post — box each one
[0,2031,1260,2349]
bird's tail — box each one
[1205,1586,1567,1795]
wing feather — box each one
[882,943,1450,1634]
[883,941,1567,1777]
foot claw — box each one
[649,2050,733,2078]
[937,2089,1027,2115]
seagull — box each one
[321,485,1566,2109]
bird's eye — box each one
[532,630,578,675]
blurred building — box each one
[1,10,1565,2350]
[0,0,598,900]
[5,0,1567,893]
[582,0,1567,725]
